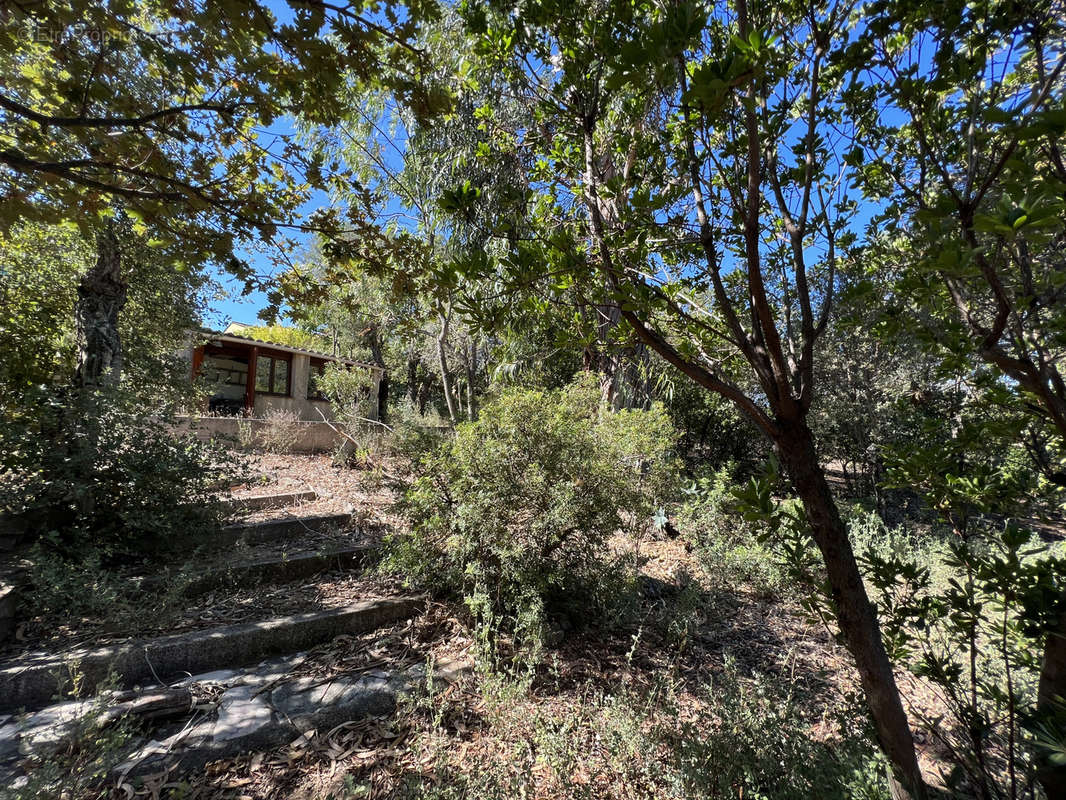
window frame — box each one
[255,353,292,397]
[307,358,329,402]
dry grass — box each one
[8,456,978,799]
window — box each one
[308,360,328,401]
[203,356,247,386]
[255,354,290,395]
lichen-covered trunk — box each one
[775,418,926,800]
[74,225,127,389]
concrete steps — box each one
[0,653,469,786]
[211,512,354,549]
[0,506,430,790]
[0,597,423,713]
[221,489,318,513]
[175,545,372,597]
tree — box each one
[846,5,1066,792]
[359,0,930,794]
[1,0,435,387]
[74,223,126,388]
[0,220,210,410]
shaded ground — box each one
[102,535,886,800]
[9,454,971,798]
[4,454,401,658]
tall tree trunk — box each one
[74,224,127,389]
[407,356,420,408]
[1038,613,1066,796]
[376,370,390,422]
[437,310,458,424]
[367,329,389,422]
[775,417,926,800]
[578,67,926,798]
[465,340,477,420]
[1032,416,1066,797]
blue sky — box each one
[206,0,323,329]
[205,168,327,329]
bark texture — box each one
[74,225,127,389]
[1038,613,1066,797]
[437,310,458,423]
[774,419,926,800]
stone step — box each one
[174,545,372,597]
[118,667,408,779]
[0,597,423,713]
[206,472,272,492]
[0,655,470,786]
[221,489,318,513]
[118,657,470,780]
[209,512,354,550]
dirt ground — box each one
[13,454,963,797]
[5,454,403,657]
[227,452,402,528]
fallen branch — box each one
[101,687,196,726]
[314,408,403,482]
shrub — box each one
[391,661,888,800]
[669,658,890,800]
[385,375,679,658]
[679,464,786,599]
[258,408,302,453]
[1,677,138,800]
[857,514,1066,798]
[0,389,235,557]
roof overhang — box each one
[198,331,381,373]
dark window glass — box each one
[274,361,289,395]
[254,355,291,395]
[256,356,272,392]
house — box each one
[185,323,383,421]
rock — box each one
[212,685,275,743]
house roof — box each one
[198,327,381,372]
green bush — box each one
[670,658,890,800]
[856,512,1066,798]
[385,375,679,657]
[0,389,236,557]
[679,465,786,599]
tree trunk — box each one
[417,379,430,416]
[407,356,420,408]
[376,370,390,422]
[74,224,127,389]
[1037,613,1066,797]
[775,417,926,800]
[465,340,478,420]
[437,310,458,424]
[367,331,389,422]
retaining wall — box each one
[173,415,344,454]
